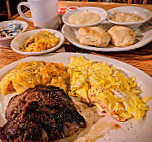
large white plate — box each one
[0,53,152,142]
[11,29,64,55]
[62,22,152,52]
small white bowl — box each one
[62,6,108,28]
[11,29,64,56]
[0,20,28,47]
[108,6,152,29]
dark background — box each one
[0,0,28,21]
[0,0,152,22]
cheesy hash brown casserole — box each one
[68,56,151,121]
[20,30,59,52]
[0,61,68,95]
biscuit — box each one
[108,26,136,47]
[77,26,111,47]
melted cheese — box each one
[0,61,68,95]
[20,30,59,52]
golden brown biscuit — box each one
[77,26,111,47]
[108,26,136,47]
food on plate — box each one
[77,25,135,47]
[0,61,68,95]
[68,56,151,121]
[109,12,144,23]
[68,11,101,25]
[20,30,59,52]
[0,55,151,141]
[0,85,86,141]
[108,26,136,47]
[77,26,111,47]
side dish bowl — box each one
[62,6,108,28]
[11,29,64,56]
[108,6,152,29]
[0,20,28,47]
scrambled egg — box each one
[68,56,151,121]
[0,61,68,95]
[20,30,59,52]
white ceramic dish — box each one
[11,29,64,56]
[108,6,152,29]
[0,20,28,47]
[0,52,152,142]
[62,6,108,28]
[62,21,152,52]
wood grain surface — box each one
[0,1,152,77]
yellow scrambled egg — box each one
[68,56,151,121]
[0,61,68,95]
[20,30,59,52]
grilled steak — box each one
[0,111,49,142]
[0,85,86,141]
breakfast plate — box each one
[0,52,152,142]
[11,29,64,55]
[62,22,152,52]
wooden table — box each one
[0,1,152,77]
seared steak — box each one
[0,85,86,141]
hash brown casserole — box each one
[20,30,59,52]
[0,61,68,95]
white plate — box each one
[62,6,108,28]
[11,29,64,55]
[0,53,152,142]
[62,22,152,52]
